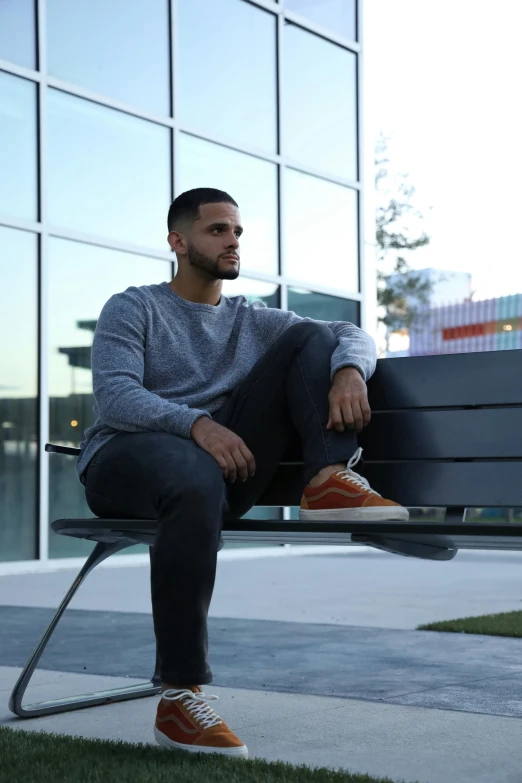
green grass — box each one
[418,610,522,638]
[0,727,411,783]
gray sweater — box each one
[76,282,377,482]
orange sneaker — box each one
[300,448,409,522]
[154,686,248,758]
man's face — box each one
[178,202,243,281]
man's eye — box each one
[235,231,242,238]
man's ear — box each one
[168,230,187,254]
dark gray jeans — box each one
[83,322,358,684]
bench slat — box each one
[359,408,522,460]
[367,351,522,410]
[362,461,522,508]
[256,462,522,507]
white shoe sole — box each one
[299,506,410,522]
[154,726,249,758]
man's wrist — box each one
[334,366,363,380]
[190,414,212,436]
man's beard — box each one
[187,242,240,280]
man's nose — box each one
[227,232,240,249]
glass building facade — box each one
[0,0,368,565]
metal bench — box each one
[9,349,522,718]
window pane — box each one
[0,0,36,69]
[222,279,279,309]
[48,238,173,558]
[284,169,359,293]
[178,134,279,276]
[284,25,357,180]
[47,0,170,115]
[48,91,171,249]
[286,0,356,42]
[0,72,37,221]
[177,0,277,153]
[288,287,360,325]
[0,226,37,561]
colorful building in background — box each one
[410,294,522,356]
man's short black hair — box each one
[167,188,238,232]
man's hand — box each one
[191,417,256,483]
[326,367,371,434]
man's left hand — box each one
[327,367,372,433]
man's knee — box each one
[162,447,226,512]
[156,455,226,551]
[282,321,336,349]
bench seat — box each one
[52,516,522,556]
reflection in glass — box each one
[48,0,170,115]
[178,0,277,152]
[0,227,37,561]
[284,25,357,180]
[178,134,279,276]
[288,288,360,325]
[222,278,279,309]
[285,0,356,42]
[48,91,171,249]
[0,72,37,221]
[284,169,359,293]
[48,238,173,557]
[0,0,36,69]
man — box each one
[77,188,407,759]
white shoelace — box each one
[161,689,223,730]
[336,447,382,497]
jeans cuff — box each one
[160,672,213,687]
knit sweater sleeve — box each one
[249,302,377,382]
[91,292,210,438]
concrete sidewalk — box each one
[1,549,522,628]
[2,666,522,783]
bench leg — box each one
[445,507,466,523]
[9,540,161,718]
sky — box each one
[364,0,522,301]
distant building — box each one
[410,294,522,356]
[385,268,473,356]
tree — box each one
[375,133,432,352]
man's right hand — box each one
[191,417,256,483]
